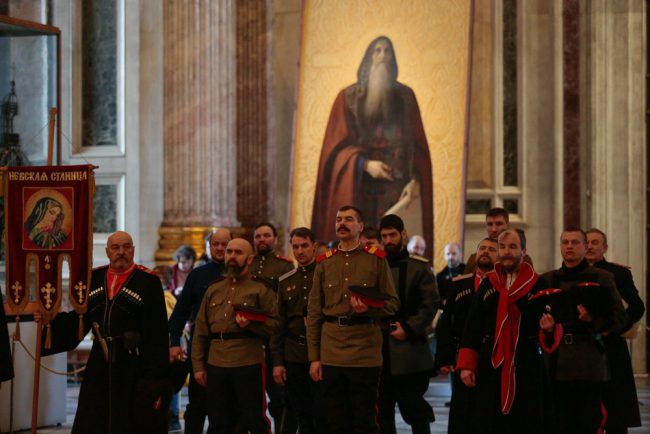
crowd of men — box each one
[2,205,644,434]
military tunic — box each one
[250,250,294,291]
[307,244,400,367]
[593,259,643,429]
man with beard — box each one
[169,228,231,434]
[377,214,438,434]
[192,238,279,434]
[271,227,324,434]
[457,229,554,433]
[585,228,644,434]
[37,231,170,433]
[463,208,532,274]
[436,243,465,303]
[311,36,434,259]
[250,222,295,433]
[540,228,626,434]
[436,238,497,434]
[307,205,399,434]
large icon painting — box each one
[289,0,473,269]
[22,187,74,250]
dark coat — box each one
[458,275,555,434]
[435,263,466,302]
[45,266,170,434]
[0,298,14,382]
[593,258,644,428]
[385,248,439,375]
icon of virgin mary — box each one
[24,197,68,249]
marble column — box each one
[157,0,240,264]
[582,0,646,373]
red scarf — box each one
[474,269,487,292]
[106,263,136,300]
[487,261,538,414]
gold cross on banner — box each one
[75,281,87,304]
[40,283,56,309]
[11,281,22,304]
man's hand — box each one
[390,322,407,341]
[194,370,207,387]
[399,178,421,204]
[460,369,476,388]
[539,313,556,333]
[309,361,323,382]
[273,366,287,385]
[439,365,454,375]
[169,346,186,363]
[235,313,251,328]
[577,304,593,322]
[365,160,394,181]
[350,296,369,313]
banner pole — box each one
[30,320,42,434]
[47,108,57,166]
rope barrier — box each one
[12,332,86,376]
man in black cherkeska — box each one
[36,231,169,434]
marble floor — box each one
[14,377,650,433]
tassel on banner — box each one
[45,323,52,350]
[78,314,85,340]
[14,316,20,340]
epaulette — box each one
[409,254,429,264]
[92,264,109,271]
[317,248,337,263]
[279,268,298,282]
[364,245,387,259]
[452,273,473,282]
[253,275,275,289]
[135,264,156,275]
[610,261,631,270]
[276,254,294,264]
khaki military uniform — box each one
[192,274,279,370]
[250,250,294,291]
[271,262,316,365]
[307,244,399,367]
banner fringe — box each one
[45,323,51,349]
[14,316,20,340]
[78,314,84,340]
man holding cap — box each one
[307,205,399,434]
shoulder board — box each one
[279,268,298,282]
[609,261,631,270]
[364,245,387,259]
[92,264,109,271]
[135,264,156,275]
[409,254,429,263]
[253,275,275,288]
[317,248,338,263]
[578,281,600,287]
[452,273,473,282]
[275,254,294,264]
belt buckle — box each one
[337,316,349,326]
[298,335,307,346]
[563,333,573,345]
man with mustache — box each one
[271,227,324,434]
[436,237,497,434]
[36,231,170,433]
[307,205,399,434]
[249,222,296,433]
[377,214,439,434]
[436,243,465,303]
[457,229,553,433]
[169,228,231,434]
[540,228,626,434]
[311,36,434,259]
[585,228,644,433]
[192,238,280,434]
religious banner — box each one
[289,0,473,270]
[3,165,95,342]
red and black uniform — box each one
[541,259,626,434]
[44,264,170,434]
[457,263,555,434]
[435,271,485,434]
[593,259,644,432]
